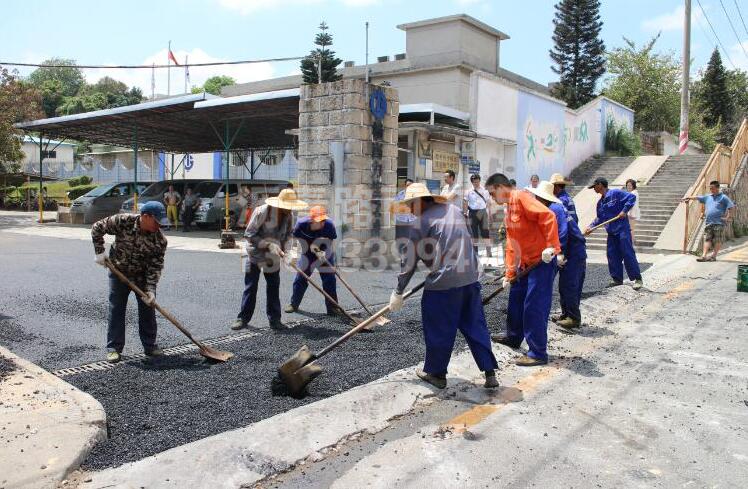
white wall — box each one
[473,76,517,141]
[563,102,601,175]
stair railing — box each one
[682,118,748,253]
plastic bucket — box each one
[738,264,748,293]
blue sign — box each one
[425,179,441,194]
[185,154,194,171]
[369,90,387,120]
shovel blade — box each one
[279,345,314,379]
[284,362,323,398]
[199,345,234,363]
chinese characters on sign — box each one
[432,151,460,173]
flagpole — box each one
[184,54,188,94]
[167,40,171,96]
[151,63,155,100]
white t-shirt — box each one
[440,182,462,208]
[464,186,490,210]
[628,189,641,220]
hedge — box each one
[67,184,98,200]
[66,176,92,187]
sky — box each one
[1,0,747,96]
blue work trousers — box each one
[107,272,157,353]
[421,282,498,375]
[506,260,557,361]
[290,253,338,313]
[238,262,281,324]
[558,244,586,322]
[607,231,641,282]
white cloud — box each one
[641,4,704,32]
[83,48,275,97]
[217,0,378,15]
[728,41,748,71]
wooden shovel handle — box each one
[318,254,376,317]
[481,260,541,305]
[586,215,623,234]
[104,259,205,348]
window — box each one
[41,150,57,159]
[228,184,238,196]
[114,184,131,196]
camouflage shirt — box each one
[92,214,167,292]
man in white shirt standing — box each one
[440,169,462,211]
[463,173,492,258]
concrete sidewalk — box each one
[0,346,107,489]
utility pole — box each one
[167,40,172,96]
[679,0,691,155]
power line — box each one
[696,0,738,69]
[0,56,303,70]
[719,0,748,60]
[735,0,748,37]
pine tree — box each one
[549,0,606,109]
[301,22,343,84]
[699,48,732,131]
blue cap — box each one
[140,201,165,220]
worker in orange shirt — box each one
[484,173,561,366]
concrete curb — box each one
[0,345,107,489]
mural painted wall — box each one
[515,91,566,187]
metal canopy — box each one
[15,90,301,153]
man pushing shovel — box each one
[388,182,499,390]
[92,201,168,363]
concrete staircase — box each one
[584,154,709,250]
[567,156,637,197]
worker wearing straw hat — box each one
[550,173,578,223]
[388,182,499,390]
[485,173,560,366]
[285,205,341,316]
[231,189,308,331]
[529,181,587,329]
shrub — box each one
[605,119,642,156]
[67,184,98,200]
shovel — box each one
[104,259,234,363]
[278,281,426,397]
[315,252,390,327]
[584,215,623,235]
[480,261,540,305]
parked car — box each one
[70,182,150,224]
[119,179,206,214]
[193,179,289,229]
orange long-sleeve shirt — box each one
[504,190,561,278]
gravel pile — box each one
[66,262,635,470]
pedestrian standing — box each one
[535,181,587,329]
[485,174,560,366]
[440,169,462,210]
[92,201,168,363]
[240,185,257,227]
[231,189,308,331]
[181,187,200,232]
[626,179,641,245]
[388,182,499,389]
[526,174,540,189]
[683,180,736,262]
[463,174,493,258]
[163,184,181,231]
[285,205,341,315]
[585,178,643,290]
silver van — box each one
[70,182,150,224]
[193,179,289,229]
[119,179,206,214]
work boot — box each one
[106,351,121,364]
[145,347,164,357]
[491,334,521,349]
[551,313,566,323]
[269,320,286,331]
[284,304,298,313]
[515,355,548,367]
[557,317,581,329]
[416,369,447,389]
[606,279,623,288]
[632,279,643,291]
[231,318,247,331]
[484,370,499,388]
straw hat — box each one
[549,173,573,185]
[265,189,308,210]
[527,181,562,204]
[400,182,448,204]
[308,205,328,222]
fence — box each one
[23,150,161,185]
[683,118,748,252]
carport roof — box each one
[15,89,301,153]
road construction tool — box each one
[278,281,426,397]
[585,215,623,234]
[105,259,233,362]
[481,260,542,305]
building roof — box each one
[22,136,76,147]
[15,91,300,153]
[397,14,510,40]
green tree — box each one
[696,49,732,133]
[55,76,143,116]
[602,35,681,133]
[27,58,85,117]
[0,67,43,170]
[549,0,606,109]
[723,69,748,138]
[300,22,342,84]
[191,75,236,95]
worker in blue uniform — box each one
[585,178,643,290]
[388,182,499,389]
[285,205,341,315]
[550,173,578,223]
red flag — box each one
[168,49,180,66]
